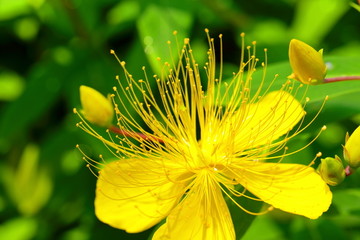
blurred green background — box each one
[1,0,360,239]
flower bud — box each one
[317,156,345,186]
[80,85,114,127]
[344,126,360,169]
[288,39,327,85]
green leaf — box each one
[279,133,315,166]
[107,1,140,25]
[2,144,53,216]
[332,189,360,215]
[137,5,193,73]
[350,2,360,12]
[242,215,285,240]
[290,217,348,240]
[0,71,25,101]
[0,0,30,20]
[0,62,64,152]
[226,188,263,239]
[290,0,349,44]
[0,217,37,240]
[14,18,40,41]
[316,218,347,240]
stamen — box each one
[77,31,331,225]
[217,182,272,215]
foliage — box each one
[0,0,360,239]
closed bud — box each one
[317,156,345,186]
[344,126,360,169]
[288,39,327,85]
[80,85,114,127]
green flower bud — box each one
[79,85,114,127]
[344,126,360,169]
[288,39,327,85]
[317,156,345,186]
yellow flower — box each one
[288,39,327,85]
[77,31,332,240]
[344,126,360,169]
[79,85,114,127]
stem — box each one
[200,0,249,28]
[60,0,90,41]
[324,76,360,83]
[345,165,353,176]
[109,125,164,143]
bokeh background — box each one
[1,0,360,239]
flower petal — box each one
[233,90,304,149]
[201,91,304,157]
[153,173,235,240]
[234,162,332,219]
[95,159,186,233]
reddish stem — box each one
[109,125,164,143]
[324,76,360,83]
[345,165,353,176]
